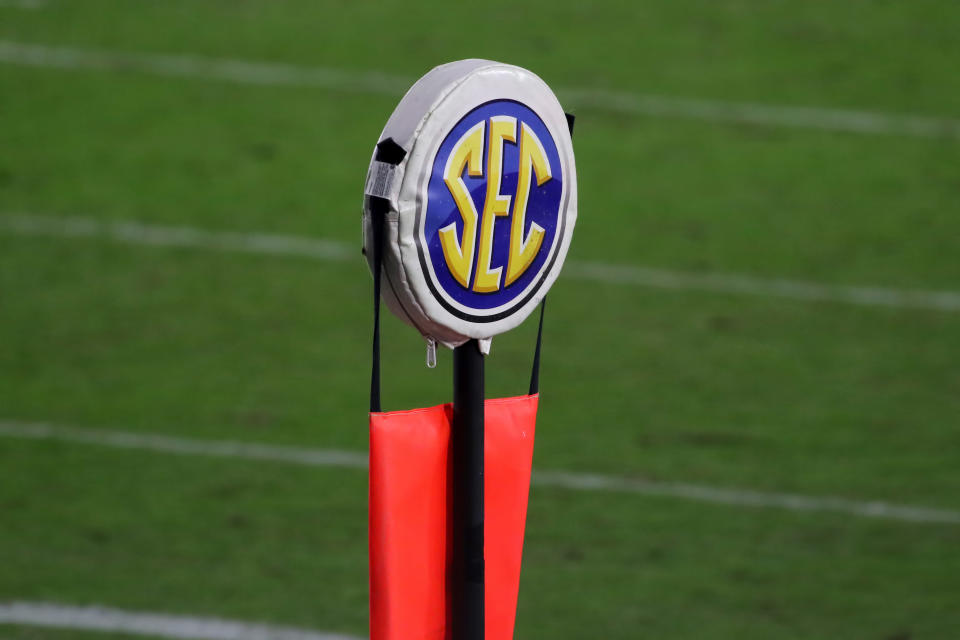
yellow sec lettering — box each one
[473,116,517,293]
[438,117,554,292]
[505,122,552,287]
[439,121,485,288]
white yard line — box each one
[1,40,958,139]
[3,212,959,312]
[564,261,960,312]
[0,212,353,261]
[0,601,361,640]
[0,420,369,469]
[559,87,960,138]
[1,420,957,525]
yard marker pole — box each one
[453,338,485,640]
[363,61,578,639]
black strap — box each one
[370,202,385,413]
[526,114,573,394]
[528,299,545,395]
[369,139,406,413]
[527,114,571,396]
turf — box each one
[1,1,959,638]
[0,628,171,640]
[2,440,958,640]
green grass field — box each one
[2,1,959,638]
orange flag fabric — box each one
[369,394,538,640]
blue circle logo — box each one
[417,100,564,322]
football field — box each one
[1,1,959,638]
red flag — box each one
[369,394,538,640]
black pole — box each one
[452,338,484,639]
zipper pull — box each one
[426,337,437,369]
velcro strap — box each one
[364,161,398,200]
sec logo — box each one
[417,100,565,322]
[364,60,576,346]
